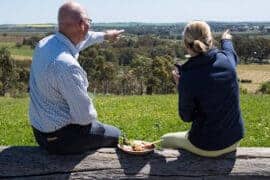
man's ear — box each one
[75,20,83,31]
[79,21,84,30]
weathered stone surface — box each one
[0,146,269,179]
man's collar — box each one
[55,32,79,58]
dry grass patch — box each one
[12,55,32,61]
[238,64,270,93]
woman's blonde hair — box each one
[183,21,213,54]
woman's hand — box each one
[222,29,232,40]
[172,69,180,86]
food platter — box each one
[117,140,156,155]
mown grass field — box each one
[238,64,270,93]
[0,94,269,147]
[0,42,33,59]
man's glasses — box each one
[80,17,92,26]
[84,18,92,25]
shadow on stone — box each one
[117,148,236,179]
[0,146,93,179]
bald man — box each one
[29,2,124,154]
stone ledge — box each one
[0,147,269,179]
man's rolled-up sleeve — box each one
[57,65,97,125]
[77,31,105,51]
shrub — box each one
[0,47,15,96]
[22,36,42,49]
[0,48,29,97]
[240,86,248,94]
[15,42,22,48]
[240,79,252,83]
[258,81,270,94]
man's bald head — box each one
[58,1,88,26]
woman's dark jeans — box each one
[32,121,121,155]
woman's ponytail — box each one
[183,21,213,55]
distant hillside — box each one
[0,24,57,35]
[1,22,270,37]
[0,24,56,28]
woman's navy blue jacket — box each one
[178,39,245,150]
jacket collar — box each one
[182,48,218,71]
[55,32,79,59]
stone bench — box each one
[0,146,270,179]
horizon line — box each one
[1,20,270,26]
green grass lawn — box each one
[0,94,269,147]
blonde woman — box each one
[161,21,244,157]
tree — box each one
[144,56,175,95]
[102,62,116,94]
[101,49,117,62]
[174,43,185,59]
[117,68,137,95]
[149,45,174,58]
[252,38,270,63]
[119,48,135,65]
[234,36,270,63]
[150,56,174,94]
[131,55,152,95]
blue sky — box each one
[0,0,269,24]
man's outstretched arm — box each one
[78,29,125,51]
